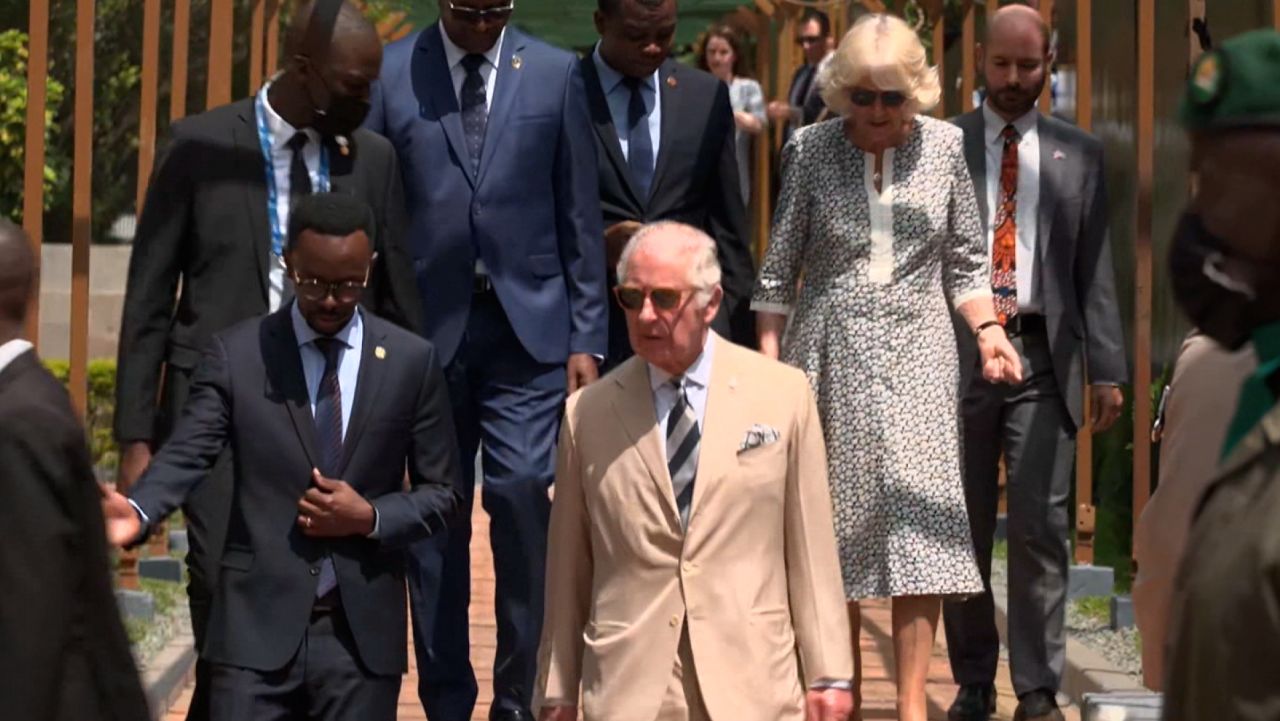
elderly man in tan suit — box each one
[534,221,854,721]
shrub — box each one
[43,359,118,472]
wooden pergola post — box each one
[171,0,192,121]
[1133,0,1156,538]
[1073,0,1096,565]
[962,3,976,113]
[208,0,235,108]
[21,0,49,346]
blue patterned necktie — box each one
[312,337,344,598]
[623,75,654,200]
[460,53,488,175]
[666,378,700,527]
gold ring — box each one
[304,516,313,528]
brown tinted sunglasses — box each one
[614,286,693,312]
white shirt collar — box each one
[648,332,716,394]
[439,23,505,73]
[592,43,656,97]
[982,101,1038,146]
[290,302,363,351]
[259,79,320,152]
[0,338,34,376]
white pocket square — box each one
[738,424,781,453]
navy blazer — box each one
[129,308,461,676]
[366,25,607,366]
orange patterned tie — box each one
[992,124,1019,326]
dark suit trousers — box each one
[208,604,399,721]
[406,289,562,720]
[943,329,1075,696]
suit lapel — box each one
[610,358,681,527]
[581,56,643,209]
[648,60,680,207]
[416,25,476,190]
[959,109,989,225]
[687,336,744,525]
[263,309,320,469]
[337,311,387,476]
[1037,116,1064,266]
[235,98,272,304]
[476,30,525,186]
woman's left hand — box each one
[977,326,1024,385]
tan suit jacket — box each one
[534,335,853,721]
[1132,333,1255,689]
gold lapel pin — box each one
[511,55,523,70]
[375,346,387,360]
[666,75,677,88]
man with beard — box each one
[942,6,1127,721]
[1163,29,1280,719]
[113,3,421,718]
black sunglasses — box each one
[796,34,824,46]
[448,1,515,23]
[614,286,694,312]
[849,89,908,108]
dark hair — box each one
[597,0,667,17]
[801,8,831,37]
[286,192,374,252]
[698,25,751,79]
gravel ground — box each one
[131,594,192,673]
[991,556,1146,684]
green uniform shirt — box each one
[1223,321,1280,458]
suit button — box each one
[310,567,319,576]
[669,615,680,627]
[472,205,482,216]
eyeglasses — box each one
[614,285,695,312]
[849,89,908,108]
[796,34,824,46]
[448,1,515,23]
[290,266,370,304]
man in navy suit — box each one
[364,2,608,719]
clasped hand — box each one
[296,468,376,537]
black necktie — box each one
[666,378,700,527]
[287,132,312,204]
[460,53,488,174]
[312,337,344,598]
[623,76,655,200]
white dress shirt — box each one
[259,81,323,312]
[647,333,714,457]
[592,45,662,164]
[0,338,34,376]
[291,302,363,439]
[982,102,1042,313]
[440,24,505,113]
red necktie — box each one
[992,124,1019,326]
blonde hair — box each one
[820,14,941,117]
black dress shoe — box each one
[489,709,534,721]
[947,683,996,721]
[1013,689,1065,721]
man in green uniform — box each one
[1163,28,1280,720]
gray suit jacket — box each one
[952,108,1127,427]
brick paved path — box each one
[165,503,1077,721]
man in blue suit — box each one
[364,2,608,719]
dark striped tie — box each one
[666,378,700,527]
[312,337,343,598]
[460,53,488,175]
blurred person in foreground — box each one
[535,222,854,721]
[113,3,421,716]
[1162,28,1280,720]
[942,7,1127,721]
[698,25,766,204]
[102,194,460,721]
[752,15,1022,721]
[0,219,149,721]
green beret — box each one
[1181,29,1280,131]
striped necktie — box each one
[666,378,700,527]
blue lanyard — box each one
[255,91,330,258]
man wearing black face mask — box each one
[115,3,421,719]
[1164,28,1280,720]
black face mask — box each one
[1170,211,1274,350]
[307,71,370,139]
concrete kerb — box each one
[989,574,1145,702]
[142,630,197,720]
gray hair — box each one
[616,221,722,307]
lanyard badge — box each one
[255,91,331,259]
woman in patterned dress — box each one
[751,15,1023,721]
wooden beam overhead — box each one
[21,0,50,345]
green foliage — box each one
[123,616,147,645]
[993,539,1008,562]
[43,358,119,471]
[0,28,67,223]
[1072,595,1111,625]
[140,577,184,617]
